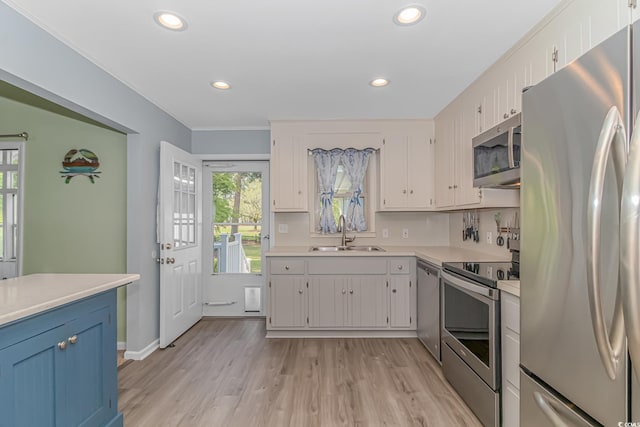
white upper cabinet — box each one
[270,125,308,212]
[435,93,518,210]
[379,123,435,211]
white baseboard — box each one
[123,339,159,361]
[265,330,418,339]
[117,341,126,351]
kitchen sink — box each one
[309,245,385,252]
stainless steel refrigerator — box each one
[521,23,640,426]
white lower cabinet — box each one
[267,256,415,333]
[269,275,306,328]
[501,291,520,426]
[308,275,387,328]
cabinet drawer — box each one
[503,292,520,334]
[308,258,386,275]
[270,259,305,275]
[389,259,412,274]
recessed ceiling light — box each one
[370,78,389,87]
[211,81,231,90]
[394,5,426,26]
[154,11,188,31]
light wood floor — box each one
[118,318,482,427]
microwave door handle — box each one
[622,110,640,384]
[508,126,515,168]
[587,106,626,381]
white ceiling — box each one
[3,0,562,130]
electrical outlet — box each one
[402,228,409,239]
[486,231,492,245]
[382,228,389,239]
[278,224,288,233]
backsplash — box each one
[273,211,450,247]
[449,208,519,257]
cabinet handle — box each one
[397,265,403,270]
[409,190,414,194]
[392,289,397,293]
[68,335,78,344]
[285,266,290,270]
[342,289,347,294]
[453,185,458,189]
[448,185,453,189]
[503,113,509,119]
[402,189,407,194]
[511,108,517,115]
[58,341,67,350]
[298,190,302,195]
[298,289,303,294]
[349,289,354,294]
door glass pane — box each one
[173,189,181,248]
[172,161,198,249]
[212,171,262,274]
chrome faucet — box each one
[338,214,356,247]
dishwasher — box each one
[417,259,441,362]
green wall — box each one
[0,93,128,341]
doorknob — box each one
[167,258,175,264]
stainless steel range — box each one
[441,260,517,427]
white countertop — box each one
[266,245,509,266]
[498,280,520,297]
[0,273,140,327]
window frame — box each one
[0,142,24,277]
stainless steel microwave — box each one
[472,113,521,187]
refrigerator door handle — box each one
[587,105,627,381]
[533,391,590,427]
[622,110,640,383]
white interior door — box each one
[203,161,269,316]
[159,141,203,348]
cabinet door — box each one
[407,137,434,209]
[269,276,306,328]
[389,276,412,328]
[434,116,455,208]
[380,135,408,209]
[270,134,307,212]
[65,306,114,427]
[455,100,481,207]
[0,325,67,427]
[309,276,347,328]
[348,275,388,328]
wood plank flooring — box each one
[118,318,481,427]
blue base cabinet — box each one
[0,290,121,427]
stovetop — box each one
[443,261,519,288]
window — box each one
[311,149,376,234]
[172,161,197,248]
[0,144,22,279]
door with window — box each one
[203,161,269,316]
[159,141,203,348]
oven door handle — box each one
[441,271,495,300]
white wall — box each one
[274,211,450,247]
[0,2,191,354]
[448,208,518,258]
